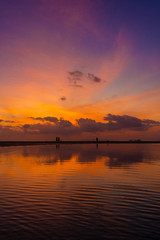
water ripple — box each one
[0,144,160,239]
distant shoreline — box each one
[0,140,160,147]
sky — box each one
[0,0,160,140]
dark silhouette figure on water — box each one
[56,137,60,142]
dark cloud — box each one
[24,123,77,135]
[69,70,83,79]
[58,118,73,128]
[44,117,59,123]
[23,124,31,129]
[22,124,34,133]
[68,70,83,87]
[27,114,160,136]
[5,120,15,123]
[22,118,78,136]
[60,96,66,101]
[0,114,159,140]
[0,124,23,140]
[104,114,160,131]
[30,116,58,123]
[77,114,160,133]
[29,117,44,121]
[88,73,101,82]
[30,117,73,127]
[0,119,15,123]
[68,70,102,87]
[77,118,106,132]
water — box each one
[0,144,160,240]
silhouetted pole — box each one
[96,137,99,148]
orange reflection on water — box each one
[0,144,160,190]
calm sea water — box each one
[0,144,160,240]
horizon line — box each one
[0,140,160,147]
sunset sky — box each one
[0,0,160,140]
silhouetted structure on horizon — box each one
[56,137,60,142]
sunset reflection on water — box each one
[0,144,160,240]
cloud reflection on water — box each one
[0,143,157,169]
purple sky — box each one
[0,0,160,140]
